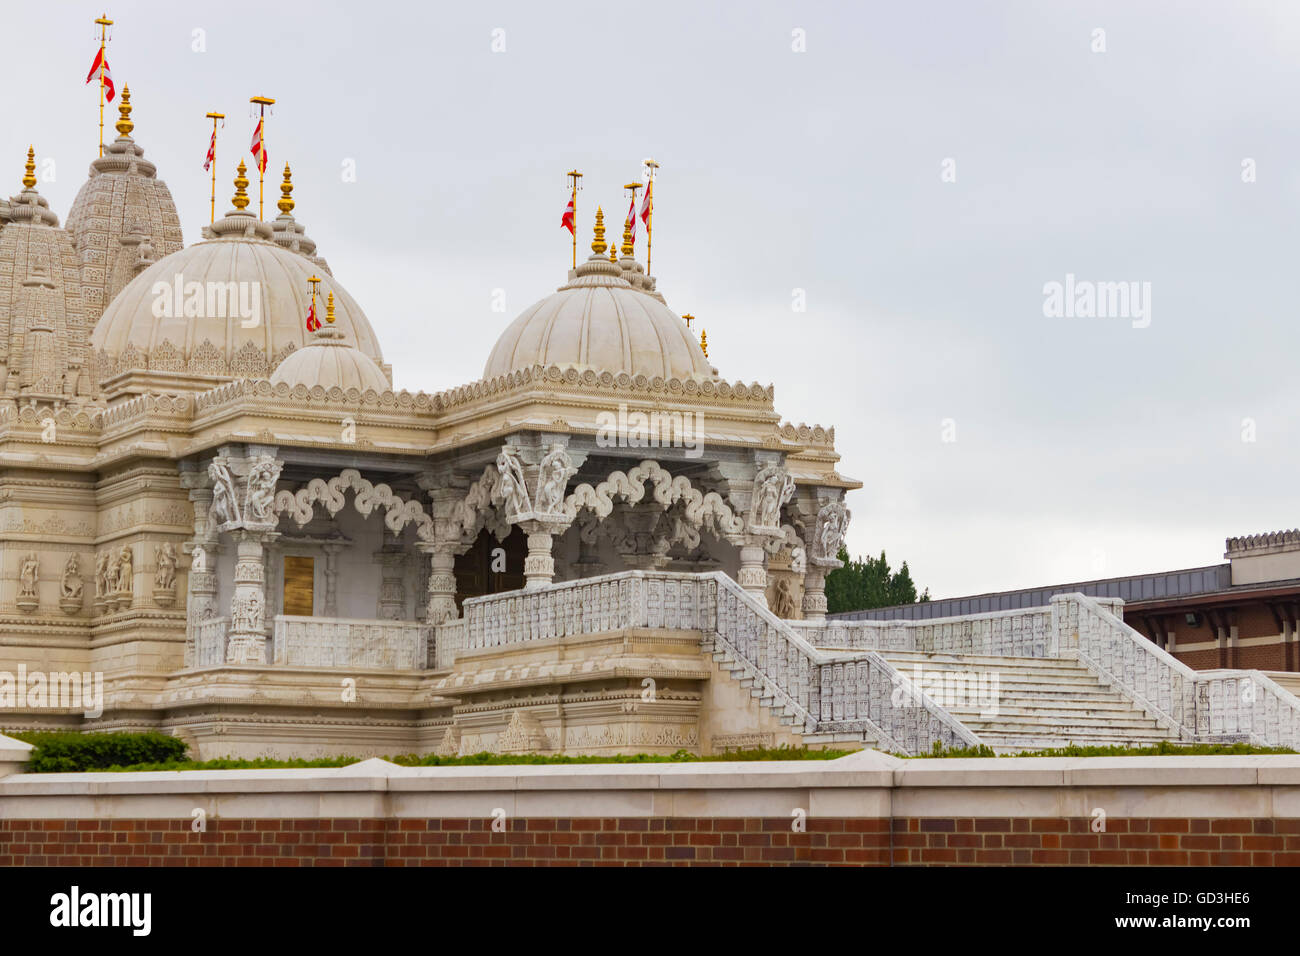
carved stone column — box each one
[228,530,274,664]
[521,522,558,590]
[802,494,850,625]
[736,540,771,607]
[375,544,407,620]
[321,543,344,617]
[801,567,828,623]
[418,542,459,624]
[180,470,219,666]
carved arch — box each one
[563,459,744,537]
[273,468,434,541]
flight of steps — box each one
[700,634,881,750]
[877,648,1182,754]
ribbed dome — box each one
[484,241,710,381]
[270,326,389,392]
[91,205,384,382]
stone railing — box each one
[1055,593,1300,748]
[796,605,1054,658]
[446,570,982,755]
[272,616,429,670]
[432,618,466,669]
[189,617,230,668]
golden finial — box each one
[591,206,607,255]
[232,160,250,210]
[682,313,695,330]
[621,219,633,257]
[21,146,36,189]
[277,163,294,214]
[115,85,134,137]
[609,230,619,263]
[325,290,335,324]
[700,329,708,358]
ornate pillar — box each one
[802,494,851,625]
[180,467,220,665]
[322,543,343,617]
[737,541,771,607]
[521,523,558,589]
[801,567,828,623]
[375,543,407,620]
[228,530,276,664]
[419,543,459,624]
[208,445,283,666]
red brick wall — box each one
[3,816,1299,866]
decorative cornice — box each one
[1226,530,1300,558]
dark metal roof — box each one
[830,564,1233,621]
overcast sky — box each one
[7,1,1298,600]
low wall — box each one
[3,751,1300,866]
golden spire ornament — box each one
[621,215,634,257]
[115,85,133,138]
[22,146,36,189]
[325,290,336,324]
[591,206,607,255]
[700,329,708,358]
[682,313,695,330]
[277,163,294,214]
[609,231,619,263]
[232,160,250,210]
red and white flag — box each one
[625,198,637,246]
[639,179,653,229]
[306,298,320,333]
[203,128,216,172]
[561,196,575,235]
[250,118,267,173]
[85,47,115,102]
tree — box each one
[823,547,931,614]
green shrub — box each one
[81,745,854,772]
[6,731,188,773]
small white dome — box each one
[270,326,390,392]
[484,243,709,381]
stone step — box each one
[944,702,1156,720]
[877,651,1080,670]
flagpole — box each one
[94,14,113,157]
[250,95,275,219]
[623,181,642,255]
[566,170,583,268]
[206,112,224,224]
[308,275,320,333]
[643,158,659,275]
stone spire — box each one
[270,162,332,275]
[65,84,184,324]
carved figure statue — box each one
[772,576,798,619]
[61,553,82,600]
[115,545,133,594]
[154,543,177,590]
[244,455,282,524]
[95,550,111,598]
[18,553,38,598]
[209,459,240,526]
[534,446,576,516]
[496,448,531,518]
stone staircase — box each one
[876,648,1181,753]
[700,633,881,750]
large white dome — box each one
[91,207,384,382]
[484,243,710,382]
